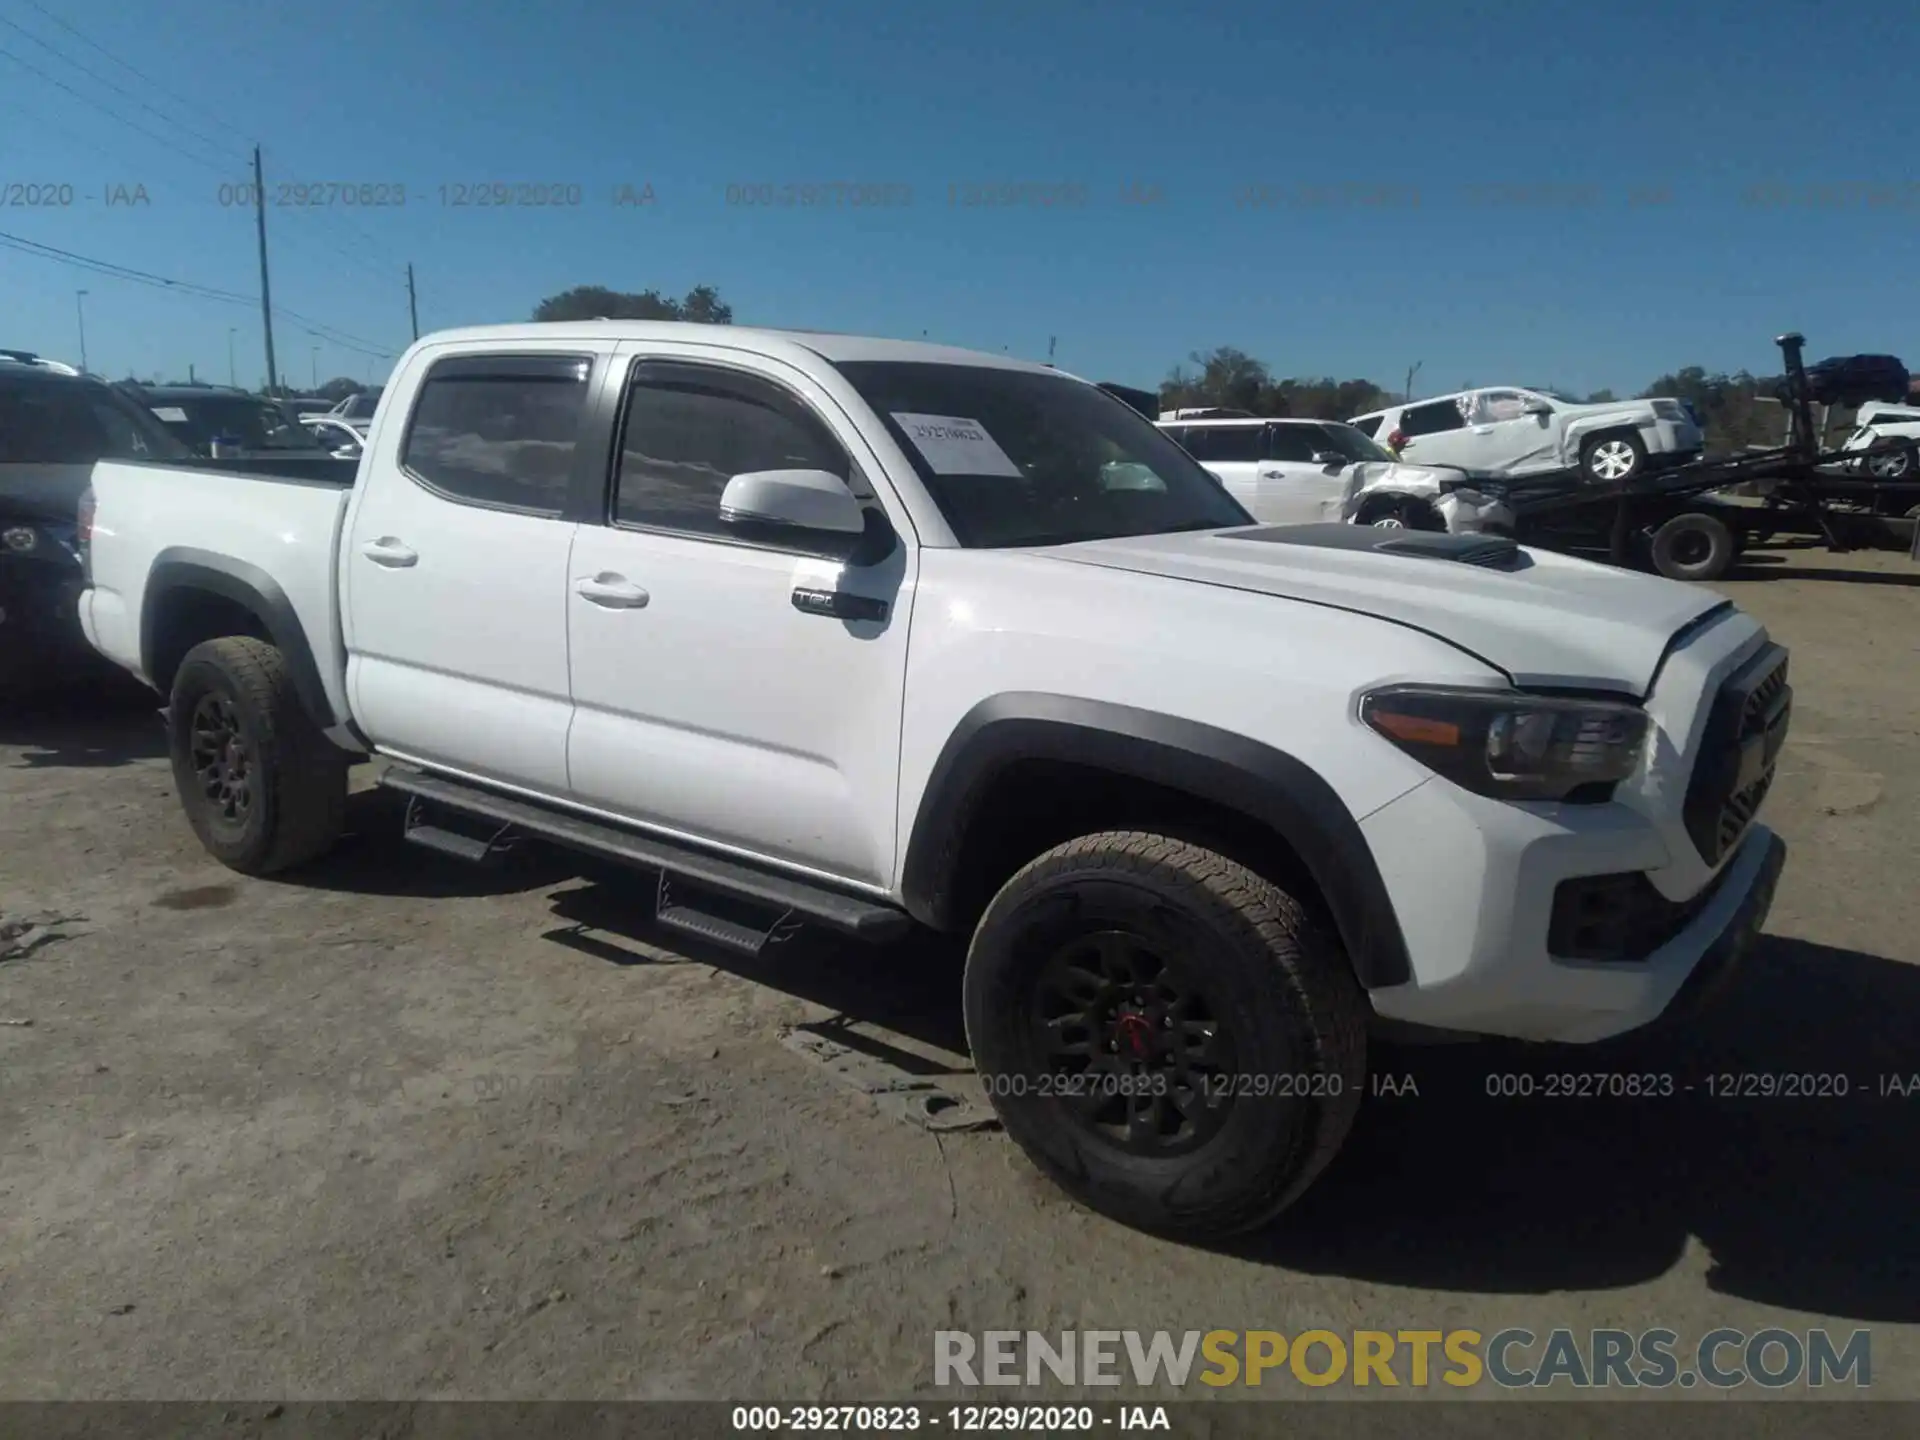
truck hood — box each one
[1037,524,1727,695]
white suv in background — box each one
[1157,415,1512,531]
[1842,401,1920,477]
[1349,387,1703,484]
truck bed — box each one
[80,458,357,726]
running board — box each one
[379,766,911,943]
[653,873,804,958]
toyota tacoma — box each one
[77,323,1791,1236]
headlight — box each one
[2,525,39,554]
[1360,685,1651,802]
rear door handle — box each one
[360,537,418,567]
[574,574,650,608]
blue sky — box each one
[1,0,1912,397]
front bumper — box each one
[0,561,102,693]
[1358,766,1786,1043]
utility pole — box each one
[227,328,237,386]
[406,263,419,341]
[1403,361,1421,403]
[253,145,280,394]
[1047,336,1056,364]
[75,290,89,371]
[189,363,197,384]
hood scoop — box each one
[1225,523,1527,571]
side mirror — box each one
[1311,450,1345,467]
[1523,399,1554,416]
[719,469,866,535]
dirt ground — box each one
[3,547,1918,1403]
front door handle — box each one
[360,537,418,567]
[574,574,650,608]
[792,587,888,622]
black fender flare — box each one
[142,546,337,728]
[899,694,1413,990]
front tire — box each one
[1582,430,1647,484]
[963,832,1368,1238]
[167,637,348,875]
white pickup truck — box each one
[79,322,1791,1238]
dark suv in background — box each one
[2,356,191,697]
[122,384,333,459]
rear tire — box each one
[167,637,348,875]
[1582,430,1647,484]
[1648,512,1736,582]
[962,831,1368,1238]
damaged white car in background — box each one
[1154,414,1515,534]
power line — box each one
[2,15,409,297]
[0,13,241,162]
[13,0,256,148]
[0,46,240,179]
[0,228,254,303]
[0,228,400,359]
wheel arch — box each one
[899,693,1414,990]
[142,547,336,727]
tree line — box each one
[1160,346,1806,453]
[508,285,1829,453]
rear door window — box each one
[400,355,592,515]
[1400,400,1467,437]
[1183,425,1263,463]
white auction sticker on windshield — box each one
[151,406,189,423]
[891,413,1022,477]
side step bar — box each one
[381,765,912,945]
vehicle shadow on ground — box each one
[1732,561,1920,587]
[539,874,972,1061]
[444,863,1920,1321]
[0,686,166,767]
[282,787,578,899]
[1244,935,1920,1322]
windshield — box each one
[150,396,326,451]
[1528,388,1581,404]
[1,378,193,466]
[1309,422,1395,464]
[832,362,1252,547]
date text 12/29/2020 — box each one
[1484,1071,1920,1099]
[980,1072,1416,1100]
[730,1405,1170,1432]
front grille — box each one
[1682,644,1791,866]
[1549,861,1739,963]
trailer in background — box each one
[1483,333,1919,581]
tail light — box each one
[76,486,95,581]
